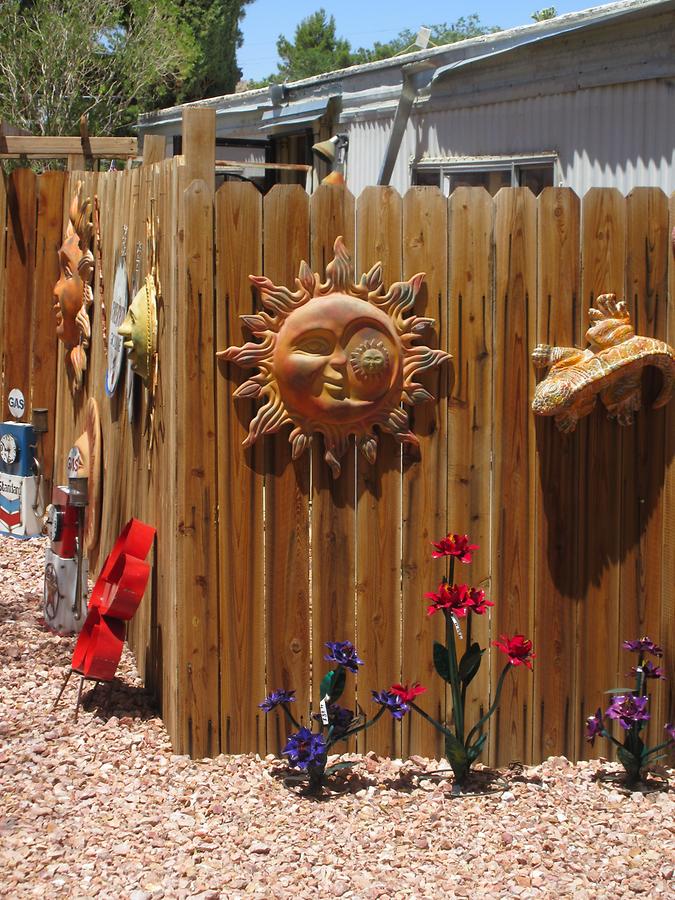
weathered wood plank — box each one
[620,188,669,748]
[577,188,626,760]
[175,178,219,757]
[401,186,448,759]
[215,181,266,754]
[355,186,402,757]
[30,171,65,491]
[143,135,166,166]
[533,188,581,761]
[492,188,537,766]
[661,192,675,731]
[182,109,215,192]
[447,187,495,763]
[309,184,358,728]
[3,168,36,416]
[263,185,311,754]
[0,175,7,412]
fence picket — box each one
[532,187,581,760]
[401,186,448,759]
[447,187,495,762]
[492,188,537,766]
[215,181,265,754]
[262,185,311,754]
[355,186,403,757]
[31,171,66,490]
[577,188,626,760]
[3,168,36,416]
[309,184,358,728]
[620,188,669,748]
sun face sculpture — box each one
[53,182,94,393]
[217,237,450,477]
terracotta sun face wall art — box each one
[218,237,451,477]
[532,293,675,432]
[53,182,94,393]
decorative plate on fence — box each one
[105,241,129,397]
[218,236,451,478]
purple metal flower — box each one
[605,694,650,730]
[312,703,354,736]
[665,723,675,741]
[622,637,663,657]
[371,689,409,719]
[585,708,604,745]
[324,641,364,674]
[627,661,666,680]
[259,689,296,712]
[282,727,327,770]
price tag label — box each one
[319,695,330,725]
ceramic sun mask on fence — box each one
[218,236,450,477]
[53,183,94,393]
[531,293,675,432]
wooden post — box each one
[182,108,215,192]
[174,107,218,756]
[142,135,166,167]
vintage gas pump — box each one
[43,475,90,635]
[0,407,48,539]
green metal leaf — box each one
[467,732,487,762]
[444,732,468,769]
[433,641,450,682]
[458,642,484,688]
[319,670,335,701]
[328,666,346,703]
[325,761,357,776]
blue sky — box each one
[238,0,600,80]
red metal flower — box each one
[493,634,536,670]
[431,533,478,563]
[425,582,473,617]
[390,682,427,703]
[466,586,493,615]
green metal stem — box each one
[465,663,510,748]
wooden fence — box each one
[1,112,673,765]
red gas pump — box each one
[43,478,89,635]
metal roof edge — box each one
[138,0,673,128]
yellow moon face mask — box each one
[117,274,157,387]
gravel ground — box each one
[1,538,674,900]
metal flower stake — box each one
[259,641,389,793]
[585,637,675,785]
[388,534,535,786]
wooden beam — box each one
[0,135,137,158]
[215,160,312,173]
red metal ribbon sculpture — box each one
[71,518,156,681]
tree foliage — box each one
[531,7,557,21]
[248,10,501,87]
[165,0,254,103]
[0,0,252,136]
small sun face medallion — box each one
[217,237,451,477]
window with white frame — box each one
[412,154,558,196]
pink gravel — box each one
[1,538,674,899]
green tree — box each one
[0,0,189,134]
[248,11,501,88]
[531,7,557,21]
[166,0,254,102]
[355,16,501,63]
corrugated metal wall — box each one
[344,79,675,196]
